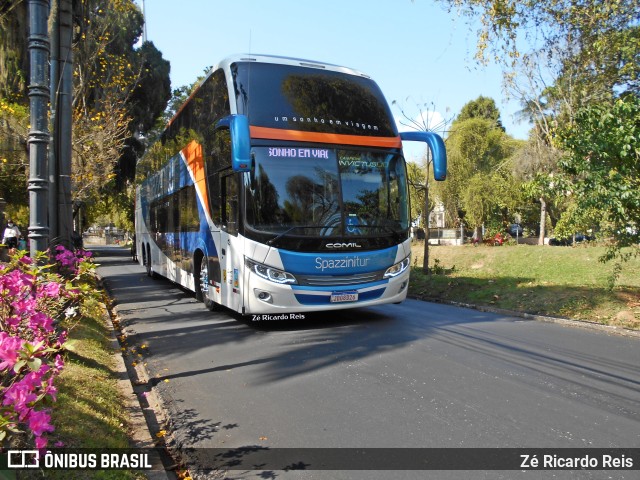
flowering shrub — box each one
[0,246,97,449]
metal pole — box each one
[27,0,50,257]
[48,0,59,242]
[57,0,74,246]
[48,0,73,248]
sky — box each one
[136,0,532,162]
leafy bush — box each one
[0,246,98,449]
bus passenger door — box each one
[219,171,243,312]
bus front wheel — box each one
[197,254,217,311]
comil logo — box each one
[7,450,40,468]
[325,242,362,249]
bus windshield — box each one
[245,147,409,242]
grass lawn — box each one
[409,242,640,330]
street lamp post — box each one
[27,0,50,257]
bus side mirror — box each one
[399,131,447,181]
[216,114,252,172]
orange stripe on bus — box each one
[250,126,402,148]
[181,141,211,219]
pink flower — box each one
[11,297,37,316]
[0,332,24,371]
[35,436,49,449]
[5,314,21,328]
[28,312,54,333]
[56,331,68,348]
[27,410,55,437]
[1,269,33,296]
[3,382,38,416]
[54,354,65,372]
[39,282,61,298]
[21,364,51,388]
[55,245,78,270]
[45,380,58,402]
[19,255,33,265]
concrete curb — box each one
[409,295,640,339]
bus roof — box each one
[216,54,371,79]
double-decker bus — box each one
[135,54,446,316]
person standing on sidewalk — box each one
[2,219,21,249]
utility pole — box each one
[27,0,50,257]
[49,0,74,247]
[142,0,147,43]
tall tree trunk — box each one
[422,183,430,274]
[538,196,547,245]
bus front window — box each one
[245,147,409,242]
[338,150,408,236]
[246,148,340,235]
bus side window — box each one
[222,173,239,236]
[207,129,232,226]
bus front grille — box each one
[296,271,385,286]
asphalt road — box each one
[94,246,640,480]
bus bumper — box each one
[243,270,410,315]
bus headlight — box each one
[384,256,410,278]
[246,259,297,285]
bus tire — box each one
[146,244,156,278]
[197,253,217,311]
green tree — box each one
[438,0,638,151]
[511,134,565,244]
[0,2,29,220]
[71,0,170,226]
[457,95,504,131]
[116,41,171,187]
[432,111,522,238]
[0,99,28,209]
[0,1,28,101]
[0,0,171,230]
[556,94,640,262]
[438,0,638,88]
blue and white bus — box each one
[135,54,446,316]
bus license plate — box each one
[330,291,358,303]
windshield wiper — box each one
[267,225,323,246]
